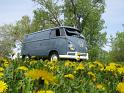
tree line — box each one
[0,0,124,62]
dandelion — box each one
[3,62,9,67]
[0,81,8,93]
[64,60,75,67]
[1,58,8,63]
[47,61,58,71]
[88,63,95,69]
[0,67,4,72]
[87,72,96,81]
[30,60,38,65]
[37,90,55,93]
[47,61,54,65]
[0,72,4,78]
[116,82,124,93]
[64,61,70,67]
[76,63,84,70]
[25,69,56,84]
[96,83,105,91]
[17,66,28,71]
[64,74,74,80]
[1,58,9,67]
[93,61,104,71]
[117,67,124,75]
[73,71,77,74]
[49,66,58,72]
[104,63,117,72]
[88,72,96,77]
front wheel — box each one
[49,53,59,62]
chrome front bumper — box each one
[59,52,89,60]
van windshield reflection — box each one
[65,28,84,39]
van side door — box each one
[49,28,67,55]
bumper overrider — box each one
[59,52,89,60]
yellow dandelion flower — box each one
[3,62,9,67]
[0,67,4,72]
[0,81,8,93]
[87,72,96,81]
[93,60,101,64]
[1,58,9,67]
[64,60,75,67]
[30,60,38,65]
[47,61,54,65]
[93,61,103,66]
[17,66,28,71]
[93,61,104,71]
[49,66,57,71]
[117,67,124,74]
[25,69,39,80]
[105,63,117,72]
[116,82,124,93]
[47,61,58,71]
[100,67,104,71]
[73,71,77,74]
[116,64,123,68]
[96,83,105,91]
[88,72,96,77]
[109,63,118,66]
[1,58,8,63]
[0,72,4,78]
[88,63,95,69]
[37,90,54,93]
[64,74,74,80]
[76,63,84,70]
[25,69,56,84]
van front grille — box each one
[68,52,75,55]
[80,54,87,56]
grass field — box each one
[0,58,124,93]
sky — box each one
[0,0,124,51]
[102,0,124,36]
[0,0,35,25]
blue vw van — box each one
[21,26,88,61]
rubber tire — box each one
[49,52,59,62]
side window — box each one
[60,28,66,36]
[50,28,65,38]
[56,29,60,36]
[50,30,56,38]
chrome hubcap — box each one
[51,55,58,62]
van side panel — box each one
[49,36,67,55]
[22,30,50,56]
[37,39,51,56]
[57,37,67,55]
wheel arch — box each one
[49,50,59,57]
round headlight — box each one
[68,41,75,51]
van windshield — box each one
[65,28,84,39]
